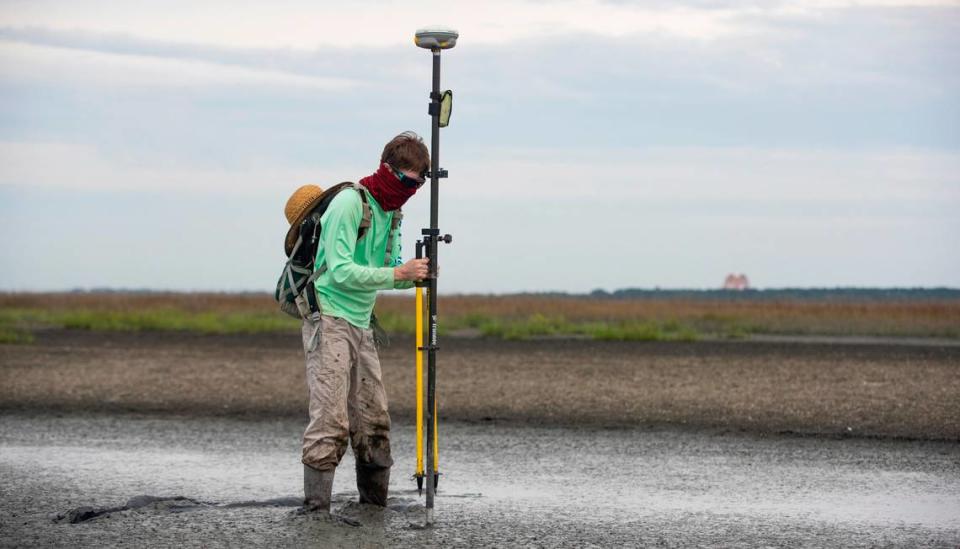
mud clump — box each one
[55,495,206,524]
[63,506,99,524]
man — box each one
[285,132,430,513]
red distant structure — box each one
[723,273,750,290]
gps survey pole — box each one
[414,26,457,526]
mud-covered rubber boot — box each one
[356,463,390,506]
[303,465,335,513]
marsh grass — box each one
[0,313,34,344]
[0,305,299,340]
[1,292,957,343]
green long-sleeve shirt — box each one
[313,187,413,329]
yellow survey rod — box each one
[433,393,439,475]
[415,286,425,493]
[430,291,440,488]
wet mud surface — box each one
[2,413,958,548]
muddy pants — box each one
[301,314,393,472]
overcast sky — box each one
[1,0,957,293]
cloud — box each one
[4,140,956,219]
[1,1,957,290]
[0,0,764,50]
[3,0,957,52]
[2,159,956,292]
[0,7,955,181]
[0,40,358,91]
[0,26,395,82]
[3,3,957,110]
[442,146,960,205]
[0,141,358,195]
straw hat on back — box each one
[284,184,326,256]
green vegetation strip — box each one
[376,312,701,341]
[0,308,300,341]
[0,308,706,343]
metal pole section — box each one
[424,47,441,525]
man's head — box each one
[381,131,430,188]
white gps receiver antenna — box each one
[414,27,458,50]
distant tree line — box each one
[584,287,960,301]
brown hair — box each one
[381,131,430,173]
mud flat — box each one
[1,329,959,440]
[2,331,959,547]
[1,412,958,547]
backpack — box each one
[275,182,402,320]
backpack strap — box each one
[281,235,313,297]
[350,183,373,239]
[383,210,403,266]
[302,184,371,291]
[299,265,326,318]
[277,234,305,302]
[347,182,399,266]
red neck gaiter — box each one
[359,163,417,211]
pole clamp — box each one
[426,169,448,179]
[418,345,440,351]
[421,229,453,244]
